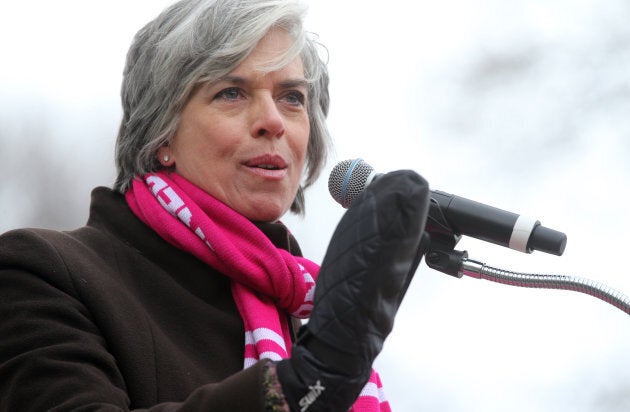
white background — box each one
[2,1,630,410]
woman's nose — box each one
[250,95,285,139]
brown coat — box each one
[0,187,302,411]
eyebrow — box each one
[217,75,309,90]
[279,78,309,90]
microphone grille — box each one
[328,159,374,208]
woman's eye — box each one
[215,87,241,101]
[283,91,306,106]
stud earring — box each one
[163,155,170,162]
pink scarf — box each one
[126,171,390,411]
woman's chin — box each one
[237,201,289,223]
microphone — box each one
[328,158,567,256]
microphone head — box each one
[328,158,375,208]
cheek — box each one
[293,120,311,162]
[174,119,235,163]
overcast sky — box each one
[2,1,630,410]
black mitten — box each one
[277,170,430,411]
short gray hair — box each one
[114,0,330,215]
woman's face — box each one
[161,28,310,222]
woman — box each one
[0,0,430,410]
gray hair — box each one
[114,0,330,215]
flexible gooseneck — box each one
[460,258,630,315]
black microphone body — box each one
[427,190,566,255]
[328,159,567,256]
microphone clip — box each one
[422,204,468,277]
[422,232,467,278]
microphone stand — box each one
[327,159,630,315]
[459,258,630,316]
[420,197,630,316]
[424,242,630,316]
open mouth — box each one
[255,164,283,170]
[244,154,288,171]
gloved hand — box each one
[277,170,431,411]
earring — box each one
[163,155,170,162]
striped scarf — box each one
[125,172,390,411]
